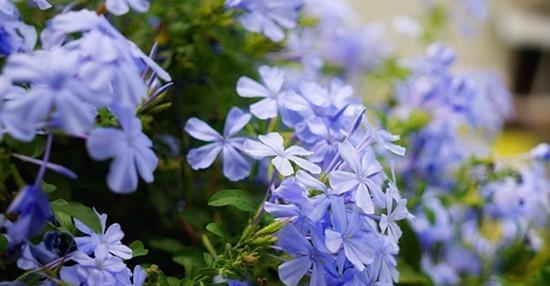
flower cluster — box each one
[14,211,145,286]
[186,64,411,285]
[282,0,391,81]
[394,43,514,187]
[1,8,170,192]
[1,2,169,285]
[392,44,550,284]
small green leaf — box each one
[41,182,57,194]
[0,235,8,252]
[206,222,228,239]
[5,135,45,158]
[208,189,256,212]
[130,240,149,258]
[149,238,185,253]
[51,200,102,233]
[423,206,436,225]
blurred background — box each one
[350,0,550,148]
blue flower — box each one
[60,244,130,286]
[7,185,51,243]
[105,0,150,16]
[0,76,28,140]
[237,65,287,119]
[324,197,374,271]
[185,107,252,181]
[329,141,384,214]
[0,20,36,56]
[32,0,51,10]
[234,0,302,42]
[243,132,321,176]
[87,106,158,193]
[379,188,409,243]
[3,47,104,139]
[132,265,147,286]
[295,170,338,221]
[74,211,132,260]
[46,10,171,109]
[277,224,333,286]
[366,233,399,284]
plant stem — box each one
[34,133,54,188]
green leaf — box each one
[0,235,8,253]
[208,189,256,212]
[51,200,102,233]
[41,182,57,194]
[149,238,185,253]
[397,259,430,284]
[206,222,228,239]
[130,240,149,258]
[5,135,45,158]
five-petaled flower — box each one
[243,132,321,176]
[185,107,252,181]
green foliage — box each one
[50,199,102,233]
[131,240,150,258]
[208,189,258,212]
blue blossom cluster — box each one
[13,211,146,286]
[392,44,550,284]
[283,0,391,81]
[186,64,411,285]
[394,43,514,187]
[1,2,168,285]
[0,8,170,192]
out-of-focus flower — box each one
[7,186,51,243]
[237,65,287,119]
[87,106,158,193]
[231,0,302,42]
[105,0,150,16]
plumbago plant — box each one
[0,0,549,286]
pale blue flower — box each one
[0,0,18,19]
[366,233,399,284]
[324,197,374,271]
[60,244,130,286]
[243,132,321,176]
[185,107,252,181]
[379,188,409,243]
[235,0,302,42]
[3,47,104,138]
[329,141,383,214]
[277,224,333,286]
[0,19,36,56]
[74,211,132,260]
[132,265,147,286]
[32,0,51,10]
[46,10,171,108]
[105,0,150,16]
[237,65,286,119]
[87,106,158,193]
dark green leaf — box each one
[206,222,228,239]
[149,238,185,253]
[51,199,102,233]
[130,240,149,258]
[208,189,256,212]
[41,182,57,194]
[0,235,8,252]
